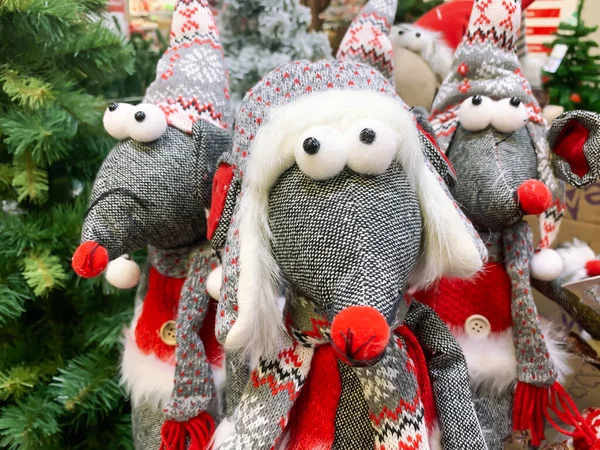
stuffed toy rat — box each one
[71,1,232,448]
[390,0,537,111]
[206,0,490,448]
[414,0,600,448]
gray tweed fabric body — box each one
[471,383,513,450]
[82,120,231,261]
[446,125,538,230]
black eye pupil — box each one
[359,128,376,144]
[416,32,421,37]
[398,30,404,35]
[134,111,146,122]
[510,97,521,107]
[108,103,118,112]
[472,95,483,106]
[303,137,320,155]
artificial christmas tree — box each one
[0,1,135,449]
[543,0,600,113]
[218,0,332,107]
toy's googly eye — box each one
[346,120,398,175]
[457,95,494,132]
[103,103,134,140]
[492,97,529,133]
[127,104,168,143]
[295,126,346,180]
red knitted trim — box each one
[207,163,234,240]
[286,346,341,450]
[135,267,185,362]
[553,119,590,178]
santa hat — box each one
[391,0,536,80]
[143,0,232,133]
[429,0,564,281]
[208,0,487,358]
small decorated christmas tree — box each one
[219,0,332,108]
[543,0,600,112]
[0,1,136,448]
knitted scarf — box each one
[481,222,596,447]
[218,297,486,450]
[160,243,222,450]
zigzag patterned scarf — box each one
[218,298,487,450]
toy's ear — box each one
[548,110,600,189]
[415,114,457,190]
[207,162,240,250]
[192,120,233,210]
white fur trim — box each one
[428,425,443,450]
[453,327,518,392]
[120,306,175,410]
[390,24,453,79]
[452,319,571,391]
[212,416,236,449]
[225,90,483,355]
[207,265,222,300]
[557,238,596,283]
[104,255,141,289]
[531,248,564,281]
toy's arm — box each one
[404,300,489,450]
[531,277,600,339]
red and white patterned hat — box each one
[144,0,232,133]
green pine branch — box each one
[21,250,68,297]
[0,394,62,450]
[50,351,125,428]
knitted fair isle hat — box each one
[207,0,487,358]
[429,0,565,279]
[336,0,397,82]
[144,0,233,133]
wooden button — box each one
[159,320,177,346]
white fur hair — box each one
[390,24,453,79]
[120,306,175,409]
[225,90,483,356]
[452,318,572,392]
[557,238,597,283]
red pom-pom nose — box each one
[516,180,552,215]
[586,260,600,278]
[330,306,390,366]
[72,241,109,278]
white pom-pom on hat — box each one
[530,248,564,281]
[206,265,222,300]
[103,103,135,140]
[127,104,168,143]
[105,255,141,289]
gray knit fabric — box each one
[548,110,600,189]
[143,0,233,133]
[446,125,538,230]
[163,242,220,421]
[471,383,514,450]
[404,301,488,450]
[82,120,231,261]
[336,0,397,82]
[429,0,564,253]
[504,222,557,387]
[132,402,164,450]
